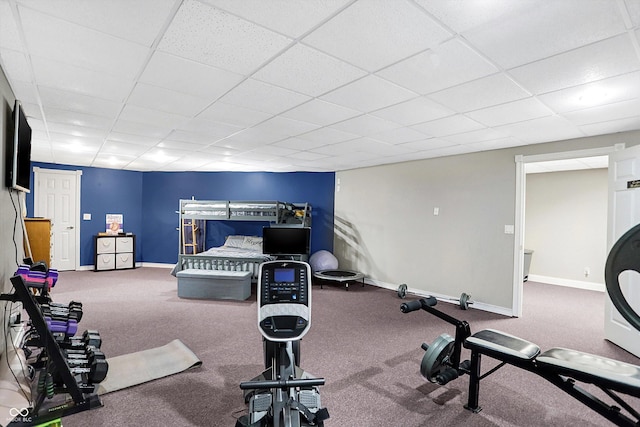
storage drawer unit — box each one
[94,235,136,271]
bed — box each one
[173,200,312,281]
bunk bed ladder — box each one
[182,219,199,255]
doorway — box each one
[512,144,622,317]
[33,167,82,271]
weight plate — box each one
[420,334,455,383]
[397,284,408,299]
[460,293,470,310]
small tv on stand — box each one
[5,100,32,193]
[262,227,311,259]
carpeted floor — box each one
[29,267,640,427]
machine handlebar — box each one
[400,296,437,313]
[240,378,325,391]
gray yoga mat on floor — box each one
[97,339,202,395]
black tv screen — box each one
[262,227,311,256]
[6,100,32,193]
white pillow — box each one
[242,236,263,251]
[224,235,245,248]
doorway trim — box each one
[512,143,624,317]
[33,167,82,270]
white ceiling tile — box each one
[163,155,222,171]
[376,38,498,94]
[537,72,640,113]
[466,98,554,127]
[173,117,242,140]
[626,0,640,26]
[139,51,244,100]
[371,96,454,126]
[329,114,400,136]
[90,153,136,169]
[119,104,189,129]
[563,99,640,126]
[157,139,210,152]
[304,0,452,71]
[0,50,31,84]
[0,3,24,51]
[31,56,132,101]
[509,34,640,95]
[128,83,211,116]
[38,86,122,118]
[100,140,150,156]
[320,75,417,113]
[427,73,531,113]
[219,78,311,115]
[273,136,334,151]
[441,128,512,145]
[370,127,430,145]
[20,0,177,46]
[249,144,298,157]
[197,102,271,128]
[51,150,94,166]
[295,127,358,145]
[7,80,39,106]
[111,119,173,139]
[43,107,113,130]
[496,116,585,143]
[202,0,350,37]
[47,122,108,140]
[253,44,366,96]
[413,0,528,33]
[20,6,149,79]
[286,151,330,161]
[105,131,161,147]
[411,115,485,138]
[579,115,640,136]
[281,99,360,127]
[463,1,626,69]
[158,0,292,74]
[472,137,528,151]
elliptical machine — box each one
[236,260,329,427]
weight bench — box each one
[464,328,640,425]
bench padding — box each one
[536,347,640,397]
[464,329,540,361]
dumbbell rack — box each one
[4,275,102,426]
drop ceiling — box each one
[1,0,640,172]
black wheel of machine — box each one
[420,333,455,383]
[397,283,408,299]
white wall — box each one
[0,64,25,355]
[525,169,608,288]
[335,133,640,313]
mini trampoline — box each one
[313,269,365,291]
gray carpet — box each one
[41,268,639,427]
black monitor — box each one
[262,227,310,256]
[6,100,32,192]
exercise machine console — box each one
[237,260,329,427]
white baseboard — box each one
[527,274,605,292]
[80,262,174,271]
[364,278,514,317]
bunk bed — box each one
[173,200,312,282]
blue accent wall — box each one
[27,163,335,267]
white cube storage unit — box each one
[94,235,136,271]
[176,269,251,300]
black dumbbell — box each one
[59,330,102,349]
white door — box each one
[606,144,640,357]
[34,168,81,271]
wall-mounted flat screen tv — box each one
[6,100,32,193]
[262,227,311,256]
